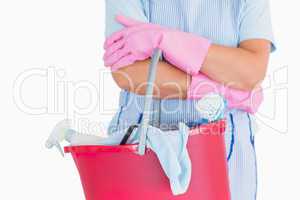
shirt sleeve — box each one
[105,0,148,38]
[239,0,276,52]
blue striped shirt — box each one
[105,0,275,51]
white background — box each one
[0,0,299,199]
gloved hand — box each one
[103,15,211,74]
[188,73,263,113]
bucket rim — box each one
[64,144,139,154]
[64,119,226,154]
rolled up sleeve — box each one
[239,0,276,52]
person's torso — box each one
[117,0,253,117]
[141,0,244,47]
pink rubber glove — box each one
[104,15,211,74]
[188,73,263,113]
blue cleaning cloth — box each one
[67,123,191,195]
[146,123,191,195]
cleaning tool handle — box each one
[138,48,162,155]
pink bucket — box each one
[65,120,230,200]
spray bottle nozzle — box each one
[45,139,65,157]
[45,119,71,157]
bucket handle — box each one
[137,48,162,155]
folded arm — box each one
[201,39,270,90]
[112,59,191,99]
[112,39,270,99]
